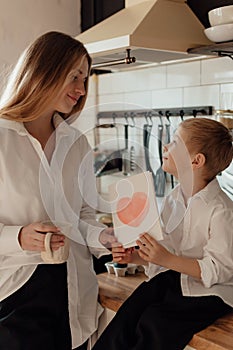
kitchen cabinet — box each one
[187,0,233,59]
[187,0,233,28]
[81,0,124,32]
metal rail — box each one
[92,49,136,69]
[97,106,213,121]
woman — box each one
[0,31,114,350]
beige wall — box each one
[0,0,81,92]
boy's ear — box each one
[191,153,206,168]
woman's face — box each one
[53,56,89,114]
[162,126,192,178]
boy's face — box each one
[162,126,193,179]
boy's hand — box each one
[137,233,201,279]
[112,243,134,264]
[136,232,171,266]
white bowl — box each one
[113,267,127,277]
[209,5,233,26]
[204,23,233,43]
[105,262,114,274]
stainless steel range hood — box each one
[76,0,212,71]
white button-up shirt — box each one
[146,179,233,307]
[0,114,109,348]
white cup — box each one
[40,221,71,264]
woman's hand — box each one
[18,222,65,252]
[136,233,172,266]
[99,227,117,249]
[112,243,134,264]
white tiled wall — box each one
[167,61,201,87]
[77,56,233,141]
[75,56,233,197]
[201,58,233,85]
[96,56,233,111]
[183,84,219,107]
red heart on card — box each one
[116,192,149,227]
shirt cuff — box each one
[0,225,23,255]
[197,258,217,288]
[87,225,109,250]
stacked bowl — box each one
[204,5,233,43]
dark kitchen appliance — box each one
[94,123,123,177]
[94,149,123,177]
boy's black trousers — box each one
[92,270,232,350]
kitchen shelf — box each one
[188,41,233,59]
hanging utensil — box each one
[129,113,136,173]
[143,124,153,171]
[154,118,166,197]
[143,117,157,191]
[122,117,131,175]
[165,112,174,189]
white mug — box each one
[41,221,71,264]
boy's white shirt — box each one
[0,114,109,348]
[145,179,233,307]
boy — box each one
[92,118,233,350]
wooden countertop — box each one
[97,272,233,350]
[97,271,146,312]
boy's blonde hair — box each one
[181,118,233,181]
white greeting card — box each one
[109,171,163,248]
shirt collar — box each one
[193,178,221,204]
[52,113,77,139]
[0,112,75,137]
[172,185,187,206]
[174,178,221,207]
[0,117,27,135]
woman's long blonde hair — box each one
[0,31,92,122]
